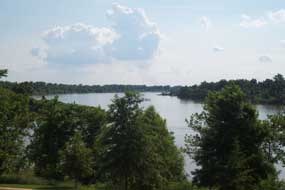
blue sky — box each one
[1,0,285,85]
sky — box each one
[1,0,285,85]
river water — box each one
[35,92,283,178]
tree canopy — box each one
[185,84,276,190]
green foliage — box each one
[28,98,106,180]
[59,132,94,188]
[255,175,285,190]
[0,80,172,95]
[0,69,8,79]
[185,84,276,190]
[0,171,48,185]
[0,87,31,175]
[261,112,285,165]
[177,74,285,104]
[97,92,185,190]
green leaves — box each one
[185,84,276,190]
[59,132,94,186]
[0,69,7,79]
[97,93,184,190]
[0,87,31,175]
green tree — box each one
[28,98,80,179]
[97,92,185,190]
[136,106,184,190]
[261,112,285,165]
[28,98,106,180]
[0,88,31,175]
[59,132,94,189]
[97,92,145,190]
[185,84,275,190]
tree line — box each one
[176,74,285,104]
[0,80,173,95]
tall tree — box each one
[28,98,80,179]
[59,132,94,189]
[0,88,31,175]
[185,84,275,190]
[97,92,185,190]
[97,92,145,190]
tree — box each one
[96,92,145,190]
[136,106,185,190]
[0,69,7,79]
[185,84,275,190]
[97,92,185,190]
[0,88,31,175]
[261,112,285,165]
[59,132,94,189]
[28,97,106,180]
[28,98,80,179]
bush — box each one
[0,172,48,185]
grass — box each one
[0,183,108,190]
[0,184,72,190]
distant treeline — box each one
[2,74,285,105]
[0,81,178,95]
[175,74,285,105]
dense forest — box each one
[0,80,175,95]
[175,74,285,105]
[2,69,285,190]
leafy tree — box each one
[28,98,80,179]
[96,92,145,190]
[97,92,185,190]
[28,97,106,180]
[0,88,31,175]
[59,132,94,189]
[261,112,285,165]
[136,106,184,190]
[185,84,275,190]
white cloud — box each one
[199,16,211,30]
[268,9,285,23]
[213,45,224,53]
[259,55,272,63]
[240,14,267,28]
[32,3,161,65]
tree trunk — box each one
[125,174,128,190]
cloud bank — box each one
[32,3,161,65]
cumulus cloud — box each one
[268,9,285,23]
[240,14,267,28]
[259,55,272,63]
[106,3,161,60]
[199,16,211,30]
[213,46,224,53]
[32,3,161,65]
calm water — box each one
[35,92,283,177]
